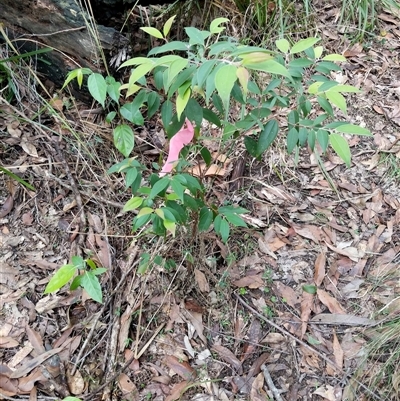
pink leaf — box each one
[160,119,194,176]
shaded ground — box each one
[1,4,400,401]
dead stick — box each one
[261,364,285,401]
[234,294,340,372]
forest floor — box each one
[1,4,400,401]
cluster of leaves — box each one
[50,16,372,302]
[44,256,106,303]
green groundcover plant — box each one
[46,17,371,301]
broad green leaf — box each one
[290,37,320,54]
[289,58,314,68]
[328,84,360,93]
[218,206,248,214]
[197,60,217,88]
[107,81,120,103]
[257,119,279,156]
[44,264,76,293]
[298,127,308,146]
[308,129,316,150]
[326,91,347,113]
[318,81,339,92]
[185,98,203,128]
[155,208,165,220]
[308,81,323,94]
[81,271,102,303]
[239,52,273,64]
[218,217,230,243]
[128,63,154,85]
[138,207,154,217]
[170,178,185,202]
[288,110,299,130]
[322,54,346,61]
[62,68,92,89]
[215,64,238,119]
[148,41,188,56]
[287,127,299,154]
[329,133,351,167]
[165,58,189,92]
[236,66,249,95]
[275,38,290,53]
[315,61,342,74]
[163,220,176,236]
[86,259,97,270]
[185,27,208,46]
[87,73,107,107]
[119,57,154,68]
[314,46,324,58]
[335,124,371,136]
[163,15,176,37]
[202,108,222,127]
[209,17,229,34]
[200,147,212,166]
[317,129,329,152]
[124,82,141,97]
[167,66,196,98]
[150,177,170,199]
[123,197,143,212]
[120,103,144,125]
[71,255,85,269]
[317,95,334,117]
[223,213,247,227]
[302,284,317,294]
[198,207,213,231]
[113,125,134,157]
[244,59,290,78]
[137,252,150,274]
[92,268,107,275]
[147,92,160,119]
[244,136,258,158]
[176,87,191,121]
[140,27,163,39]
[161,100,173,128]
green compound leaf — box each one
[330,133,351,167]
[113,125,134,157]
[44,264,77,293]
[81,271,102,303]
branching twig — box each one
[261,364,285,401]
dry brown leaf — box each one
[0,374,18,396]
[118,373,138,399]
[10,347,64,379]
[313,385,341,401]
[180,309,206,344]
[95,234,111,268]
[274,282,300,308]
[332,330,344,369]
[194,269,209,293]
[0,195,14,218]
[325,242,362,262]
[165,381,190,401]
[18,368,46,393]
[25,326,46,355]
[164,355,196,381]
[66,367,85,395]
[250,372,267,401]
[20,137,38,158]
[314,252,326,286]
[211,344,242,374]
[241,319,262,363]
[21,212,34,226]
[317,289,346,314]
[0,336,19,348]
[292,224,322,243]
[233,274,264,289]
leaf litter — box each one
[1,7,400,401]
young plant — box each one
[44,256,106,303]
[62,16,371,259]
